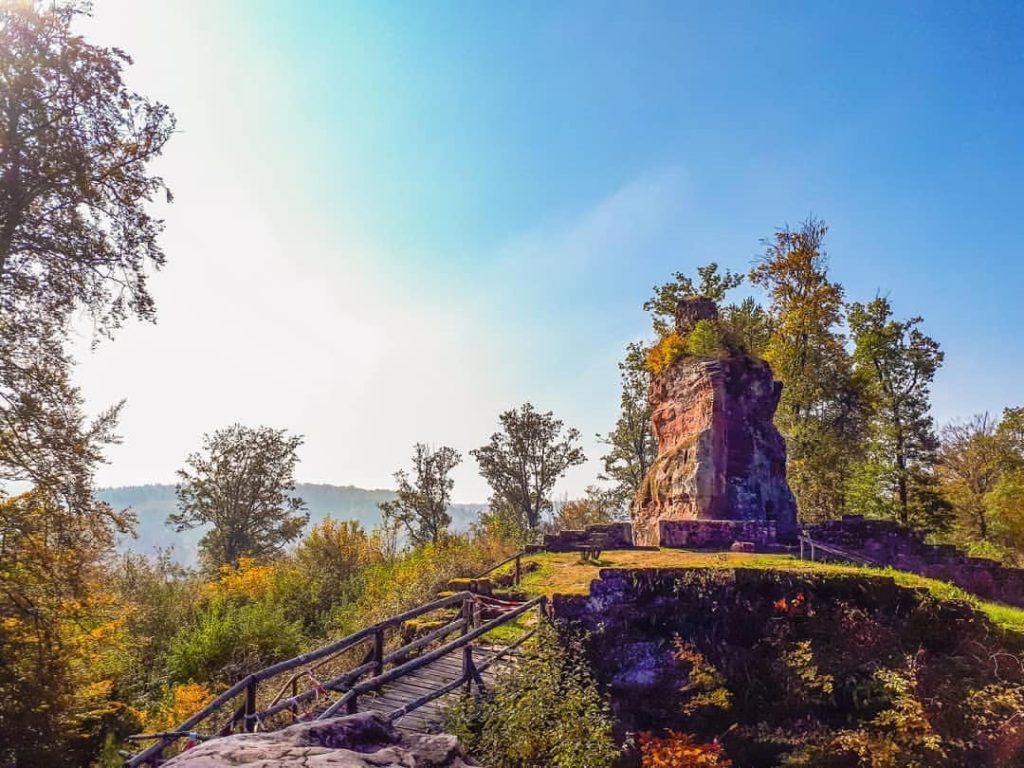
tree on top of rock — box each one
[644,262,744,336]
[472,403,586,536]
[170,425,309,569]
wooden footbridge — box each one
[123,554,540,766]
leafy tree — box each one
[0,0,172,540]
[937,414,1004,541]
[471,403,585,535]
[0,4,174,761]
[170,425,308,569]
[552,485,621,531]
[848,297,945,526]
[378,443,462,546]
[644,262,743,335]
[722,296,773,358]
[0,324,125,526]
[750,218,869,520]
[0,0,174,339]
[599,342,657,510]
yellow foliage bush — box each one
[141,682,215,733]
[207,557,278,603]
[646,332,687,375]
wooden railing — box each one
[123,586,544,767]
[798,534,881,568]
[475,550,525,584]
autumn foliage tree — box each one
[750,218,868,520]
[0,0,174,336]
[0,0,172,522]
[0,3,175,762]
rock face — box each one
[632,300,797,545]
[162,712,478,768]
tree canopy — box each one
[379,443,462,546]
[170,425,309,569]
[0,0,174,339]
[471,403,586,535]
[599,342,657,511]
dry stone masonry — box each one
[809,515,1024,608]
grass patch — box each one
[478,610,535,646]
[515,549,1024,634]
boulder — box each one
[162,712,478,767]
[632,299,797,546]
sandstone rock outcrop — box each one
[162,712,478,768]
[632,299,797,545]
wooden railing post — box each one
[537,594,548,621]
[514,554,522,586]
[347,693,359,715]
[799,537,805,560]
[373,629,385,677]
[243,678,257,733]
[462,644,475,692]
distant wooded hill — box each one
[97,483,486,566]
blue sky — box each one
[77,1,1023,501]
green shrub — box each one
[444,622,618,767]
[687,319,727,357]
[166,599,304,684]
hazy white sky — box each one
[73,1,660,501]
[71,1,1024,502]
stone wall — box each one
[542,522,633,552]
[551,567,959,738]
[658,519,776,549]
[808,515,1024,609]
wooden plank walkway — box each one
[358,646,507,734]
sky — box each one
[73,0,1024,503]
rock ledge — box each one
[163,712,478,767]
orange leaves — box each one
[773,591,812,618]
[638,731,733,768]
[646,332,688,375]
